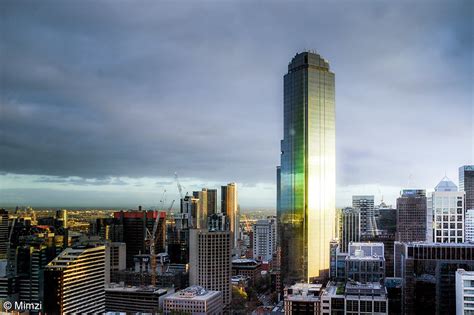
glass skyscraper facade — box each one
[278,51,336,283]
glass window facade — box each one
[278,52,336,283]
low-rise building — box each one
[320,281,388,315]
[105,283,172,313]
[232,258,262,285]
[163,285,223,314]
[284,283,322,314]
[346,242,385,283]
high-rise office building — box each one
[252,218,277,262]
[55,209,67,228]
[352,195,375,236]
[193,189,209,229]
[113,209,166,268]
[221,183,238,248]
[207,189,218,216]
[189,229,231,307]
[429,177,465,243]
[460,165,474,211]
[396,189,427,242]
[456,269,474,315]
[0,210,9,259]
[339,207,360,253]
[278,51,336,283]
[105,242,126,284]
[466,209,474,242]
[394,242,474,315]
[44,245,106,314]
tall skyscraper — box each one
[352,195,375,236]
[193,189,209,229]
[396,189,427,242]
[429,177,465,243]
[113,209,166,268]
[44,245,106,314]
[278,51,336,283]
[221,183,238,248]
[189,229,231,307]
[207,189,218,216]
[460,165,474,211]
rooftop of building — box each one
[396,241,474,248]
[165,286,221,301]
[285,283,322,302]
[434,176,458,192]
[232,258,261,266]
[456,269,474,276]
[288,51,330,72]
[106,283,170,295]
[45,245,105,268]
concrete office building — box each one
[163,286,223,314]
[253,218,277,261]
[353,196,375,236]
[339,207,361,253]
[189,229,231,306]
[284,283,322,314]
[429,177,465,243]
[105,242,126,284]
[44,245,106,314]
[346,242,385,283]
[466,209,474,242]
[105,283,171,313]
[456,269,474,315]
[320,281,388,315]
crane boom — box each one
[174,172,183,199]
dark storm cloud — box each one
[1,0,472,191]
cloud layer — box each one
[1,0,472,208]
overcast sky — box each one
[0,0,472,210]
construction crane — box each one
[146,199,174,286]
[174,172,184,199]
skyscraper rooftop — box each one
[434,176,458,192]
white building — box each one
[429,177,465,243]
[456,269,474,315]
[352,195,375,236]
[321,281,388,315]
[163,286,223,314]
[466,209,474,243]
[252,218,276,261]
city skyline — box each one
[1,1,473,210]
